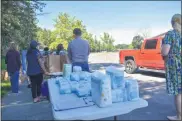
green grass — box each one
[1,56,6,70]
[1,80,11,98]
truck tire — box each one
[125,60,137,74]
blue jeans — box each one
[8,71,19,93]
[72,62,90,72]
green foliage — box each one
[100,32,115,52]
[128,44,134,49]
[1,0,45,55]
[115,44,130,49]
[1,80,11,97]
[1,56,6,70]
[132,35,144,49]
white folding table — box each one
[48,79,148,120]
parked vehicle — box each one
[119,33,166,74]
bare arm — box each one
[161,44,171,56]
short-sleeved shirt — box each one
[67,37,90,63]
[26,49,43,76]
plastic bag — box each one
[79,71,91,81]
[91,71,112,108]
[125,79,139,101]
[58,79,71,94]
[75,81,91,97]
[112,88,124,103]
[68,81,79,93]
[63,64,72,80]
[70,72,80,81]
[106,66,124,89]
[73,66,82,72]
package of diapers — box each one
[112,88,124,103]
[73,66,82,72]
[91,71,112,108]
[75,81,91,97]
[58,79,71,94]
[79,71,91,81]
[70,72,80,81]
[125,78,139,101]
[63,64,72,80]
[106,66,124,89]
[55,77,63,85]
[68,81,79,93]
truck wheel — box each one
[125,60,137,74]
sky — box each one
[36,1,181,45]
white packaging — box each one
[125,79,139,101]
[58,79,71,94]
[91,71,112,108]
[73,66,82,72]
[63,64,72,80]
[79,71,91,81]
[112,88,124,103]
[106,66,124,89]
[70,72,80,81]
[75,81,91,97]
[68,81,79,93]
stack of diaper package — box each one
[106,66,139,103]
[53,64,139,109]
[56,65,92,97]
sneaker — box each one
[167,116,181,121]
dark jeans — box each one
[29,73,43,99]
[72,62,90,72]
[8,71,19,93]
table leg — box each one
[114,116,117,121]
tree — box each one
[36,27,54,47]
[131,35,144,49]
[100,32,115,52]
[115,44,130,49]
[49,13,93,50]
[1,0,45,54]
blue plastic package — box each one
[91,71,112,108]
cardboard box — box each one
[44,55,70,73]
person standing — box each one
[161,14,181,120]
[53,44,67,55]
[67,28,90,72]
[5,42,21,93]
[26,40,48,103]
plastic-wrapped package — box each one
[58,79,71,94]
[68,81,79,93]
[112,88,124,103]
[75,81,91,97]
[79,71,91,81]
[63,64,72,80]
[55,77,63,85]
[70,72,80,81]
[106,66,124,89]
[91,71,112,108]
[125,79,139,101]
[73,66,82,72]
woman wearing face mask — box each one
[161,14,181,120]
[26,40,49,103]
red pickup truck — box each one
[119,33,166,74]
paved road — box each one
[1,53,175,120]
